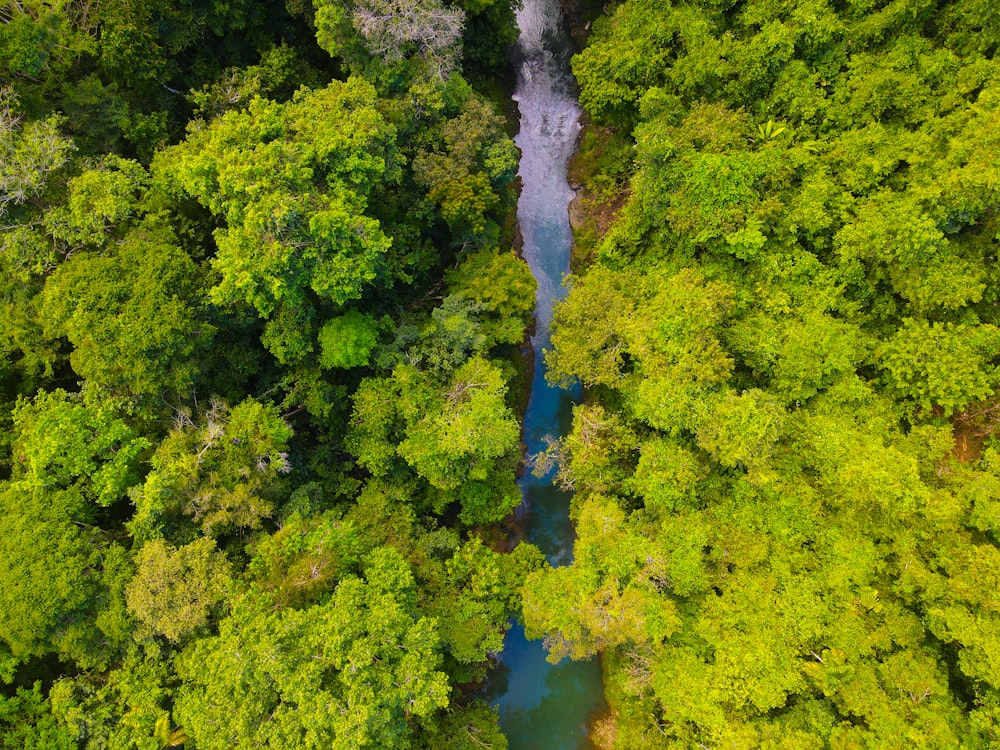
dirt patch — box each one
[951,397,1000,462]
[560,0,608,49]
[590,713,618,749]
[952,421,986,463]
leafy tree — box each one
[412,296,490,373]
[523,496,680,662]
[174,547,450,750]
[349,355,522,524]
[412,97,517,244]
[0,90,74,218]
[0,483,114,668]
[445,248,536,348]
[130,398,293,541]
[726,309,870,404]
[43,156,148,250]
[693,388,786,474]
[544,404,638,497]
[415,701,509,750]
[247,512,364,609]
[836,191,986,313]
[319,310,380,369]
[40,221,213,401]
[548,266,735,434]
[878,319,999,415]
[626,436,706,513]
[154,78,398,319]
[49,645,183,750]
[0,683,74,750]
[11,389,149,506]
[396,356,521,523]
[126,538,233,642]
[428,536,543,671]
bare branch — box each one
[351,0,464,79]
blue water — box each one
[489,0,607,746]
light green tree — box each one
[878,319,999,416]
[126,538,233,642]
[174,547,450,750]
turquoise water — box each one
[489,0,607,746]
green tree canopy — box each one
[155,78,398,319]
[126,538,233,642]
[130,398,293,541]
[174,547,450,750]
[40,222,213,401]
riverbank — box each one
[566,120,633,272]
[559,0,607,49]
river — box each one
[487,0,607,746]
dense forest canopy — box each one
[1,0,538,747]
[524,0,1000,747]
[3,0,1000,747]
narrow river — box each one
[488,0,607,746]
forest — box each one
[1,0,999,748]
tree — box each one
[126,538,233,642]
[0,682,74,750]
[396,356,521,524]
[314,0,465,81]
[693,388,786,474]
[0,89,74,218]
[154,79,397,321]
[878,319,999,416]
[319,310,380,370]
[11,388,149,506]
[545,404,638,497]
[548,266,735,435]
[130,398,293,541]
[836,191,987,314]
[349,355,522,524]
[522,496,680,662]
[43,156,148,250]
[174,547,450,750]
[427,536,543,672]
[0,483,109,668]
[412,97,517,244]
[49,645,184,750]
[726,309,869,404]
[626,436,706,513]
[445,248,536,348]
[40,221,213,401]
[415,701,508,750]
[247,512,363,609]
[352,0,464,79]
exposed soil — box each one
[589,713,618,749]
[559,0,608,50]
[950,396,1000,463]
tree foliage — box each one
[174,548,450,750]
[126,538,233,642]
[522,0,1000,745]
[0,0,528,747]
[155,79,397,319]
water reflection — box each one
[498,624,603,749]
